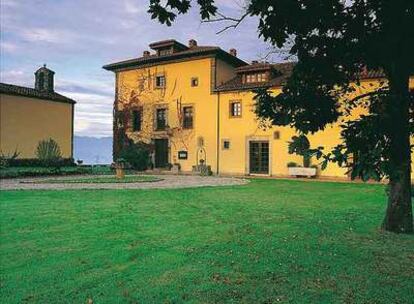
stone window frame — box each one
[182,104,195,129]
[153,104,168,131]
[154,73,166,89]
[229,100,242,118]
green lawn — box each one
[0,179,413,303]
[33,175,162,184]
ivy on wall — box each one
[113,67,195,163]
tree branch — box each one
[202,11,249,34]
[347,88,389,105]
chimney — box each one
[35,64,55,92]
[229,48,237,57]
[188,39,197,48]
[143,50,150,57]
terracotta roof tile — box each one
[216,62,387,92]
[236,62,274,73]
[103,45,247,71]
[216,62,295,92]
[149,39,188,50]
[0,83,76,104]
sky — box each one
[1,0,282,137]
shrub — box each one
[7,158,75,167]
[0,166,90,179]
[114,158,128,169]
[287,162,298,168]
[36,138,62,167]
[119,142,152,171]
[0,149,20,169]
[288,135,311,167]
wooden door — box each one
[249,141,269,174]
[154,139,169,168]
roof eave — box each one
[214,84,275,93]
[1,91,76,104]
[103,49,247,72]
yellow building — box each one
[0,66,75,159]
[104,39,413,180]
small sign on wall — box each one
[178,151,188,160]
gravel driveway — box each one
[0,175,248,191]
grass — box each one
[0,179,413,303]
[32,175,162,184]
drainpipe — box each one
[71,103,74,159]
[216,92,220,175]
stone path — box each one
[0,175,248,191]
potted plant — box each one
[114,158,127,179]
[287,135,317,177]
[287,162,298,168]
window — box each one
[230,101,242,117]
[245,73,267,83]
[223,140,230,150]
[155,75,166,88]
[246,74,254,83]
[182,106,194,129]
[257,73,267,82]
[191,77,199,87]
[156,108,167,130]
[159,48,172,56]
[132,108,142,131]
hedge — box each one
[6,158,75,167]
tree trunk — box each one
[382,67,413,233]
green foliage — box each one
[148,0,217,25]
[119,142,152,171]
[288,135,311,167]
[35,138,62,167]
[115,157,127,169]
[147,0,414,231]
[6,158,75,167]
[146,2,414,178]
[1,179,413,303]
[0,166,89,179]
[0,149,20,169]
[287,161,298,168]
[0,165,114,179]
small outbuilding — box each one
[0,65,76,160]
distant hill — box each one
[74,136,112,164]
